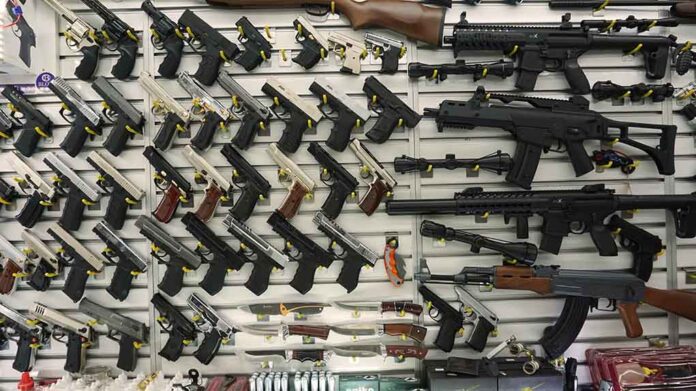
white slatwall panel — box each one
[0,0,693,388]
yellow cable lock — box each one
[593,0,610,11]
[626,43,643,56]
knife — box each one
[237,322,427,343]
[331,301,422,316]
[237,303,329,317]
[244,349,330,363]
[329,344,428,360]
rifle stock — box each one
[206,0,446,46]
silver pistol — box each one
[349,139,397,216]
[217,71,272,149]
[178,72,232,151]
[139,72,191,150]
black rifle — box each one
[92,77,145,156]
[178,10,240,85]
[234,17,273,71]
[6,0,35,67]
[607,215,664,282]
[81,0,139,80]
[308,142,358,219]
[142,0,185,78]
[181,212,246,296]
[445,13,677,93]
[394,151,512,175]
[221,144,271,221]
[580,16,680,32]
[1,86,53,157]
[408,60,516,83]
[267,211,335,294]
[386,184,696,256]
[421,220,538,266]
[363,76,421,143]
[151,293,197,362]
[424,87,676,189]
[548,0,696,19]
[675,47,695,75]
[591,81,675,102]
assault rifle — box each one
[142,1,185,78]
[2,86,53,157]
[424,87,676,189]
[8,152,57,228]
[0,301,47,372]
[221,144,271,221]
[92,222,148,301]
[445,13,678,93]
[386,184,696,256]
[183,145,232,221]
[143,146,193,223]
[308,142,358,218]
[78,298,149,372]
[92,77,145,156]
[139,72,191,150]
[217,72,272,149]
[548,0,696,19]
[187,293,239,364]
[416,260,696,359]
[151,293,197,361]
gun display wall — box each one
[0,0,694,389]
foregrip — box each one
[158,261,187,296]
[539,296,591,359]
[14,125,45,157]
[245,259,274,295]
[104,116,138,156]
[153,112,186,150]
[158,35,184,79]
[0,260,20,294]
[59,188,89,231]
[74,45,100,81]
[61,117,93,157]
[194,328,223,365]
[194,47,224,86]
[326,111,359,152]
[27,262,52,291]
[434,315,461,353]
[105,186,132,230]
[108,262,137,301]
[336,253,365,293]
[230,187,262,221]
[153,184,183,223]
[111,38,138,80]
[63,261,91,302]
[12,332,34,372]
[232,112,264,149]
[191,111,223,151]
[290,259,319,294]
[16,192,47,228]
[159,329,186,361]
[64,331,84,373]
[366,110,401,143]
[277,113,310,153]
[322,183,353,219]
[116,333,139,371]
[199,257,229,296]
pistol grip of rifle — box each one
[590,223,618,256]
[0,260,20,294]
[153,184,183,223]
[566,140,594,177]
[366,111,400,144]
[505,141,541,190]
[195,186,223,222]
[232,112,263,149]
[63,262,91,302]
[199,258,229,296]
[64,331,84,373]
[563,57,590,94]
[326,112,359,152]
[105,186,131,230]
[336,254,364,293]
[322,183,353,219]
[194,49,223,86]
[230,187,261,221]
[277,113,310,153]
[61,117,93,157]
[14,123,46,157]
[12,332,34,372]
[108,263,137,301]
[159,330,186,361]
[75,45,100,81]
[540,296,591,359]
[116,333,139,372]
[60,188,89,231]
[158,261,186,296]
[290,260,319,295]
[191,111,224,151]
[104,116,138,157]
[154,112,186,151]
[158,35,184,79]
[111,38,138,80]
[27,262,51,291]
[618,302,643,338]
[359,179,387,216]
[435,315,461,353]
[379,48,400,74]
[467,319,494,352]
[194,328,223,365]
[276,181,307,220]
[245,261,274,296]
[16,192,47,228]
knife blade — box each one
[238,303,329,316]
[331,301,422,316]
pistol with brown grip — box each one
[277,181,309,219]
[144,146,193,223]
[153,185,186,223]
[0,260,22,294]
[196,186,224,221]
[360,179,389,215]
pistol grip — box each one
[108,262,137,301]
[116,334,138,372]
[566,140,594,177]
[322,183,353,219]
[104,116,139,156]
[61,117,93,157]
[379,48,401,74]
[293,44,322,69]
[194,328,224,365]
[194,49,224,86]
[154,112,186,151]
[191,111,224,151]
[105,186,131,230]
[643,45,670,79]
[230,187,262,221]
[466,319,494,352]
[111,38,138,80]
[27,262,52,291]
[158,261,186,296]
[59,188,90,231]
[245,260,274,296]
[235,48,264,71]
[75,45,100,81]
[12,332,34,372]
[366,111,400,143]
[158,35,184,79]
[195,185,223,222]
[63,262,91,302]
[14,123,46,157]
[336,253,364,293]
[326,111,359,152]
[618,302,643,338]
[290,260,319,294]
[153,184,183,223]
[0,260,21,294]
[434,315,461,353]
[159,329,186,361]
[199,258,229,296]
[359,179,388,216]
[232,112,264,149]
[16,192,47,228]
[278,113,311,153]
[276,181,307,220]
[64,331,85,373]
